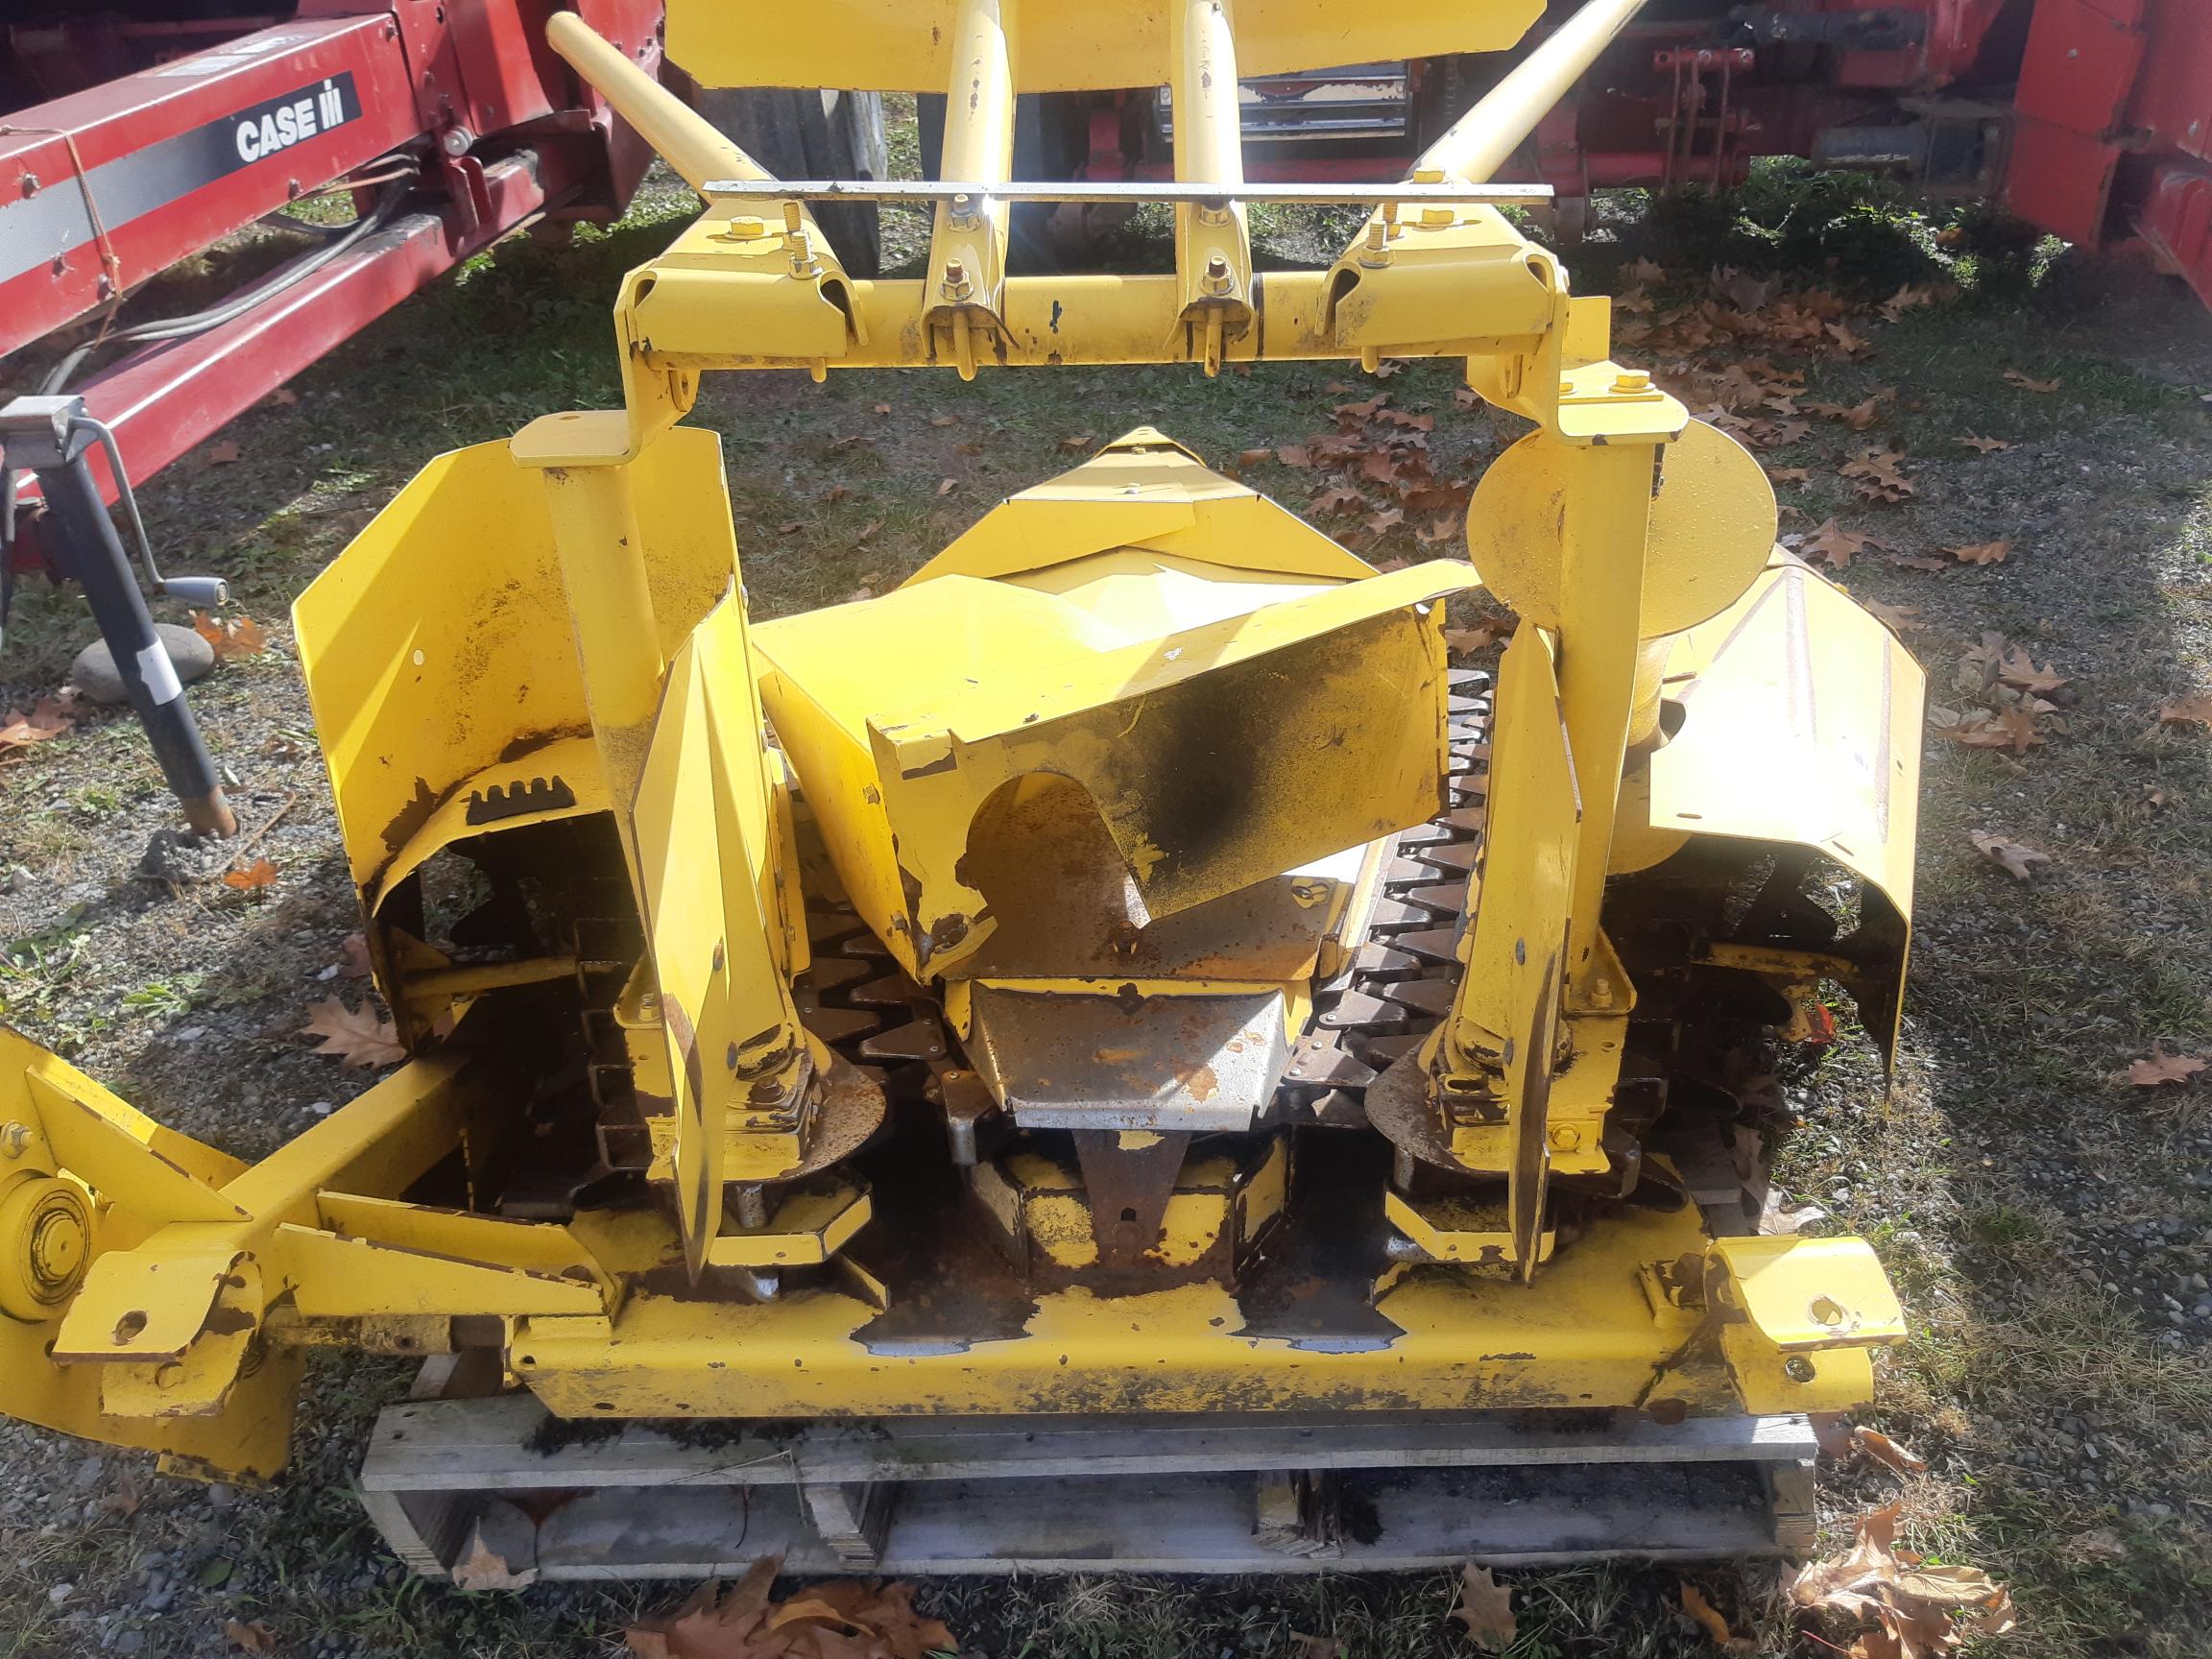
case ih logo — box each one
[231,75,360,164]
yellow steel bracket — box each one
[0,1027,616,1480]
[924,0,1018,380]
[544,13,864,452]
[1169,0,1255,374]
[1705,1235,1908,1414]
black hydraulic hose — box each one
[38,179,409,396]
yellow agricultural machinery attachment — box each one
[0,0,1923,1575]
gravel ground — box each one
[3,183,2211,1657]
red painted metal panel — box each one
[2129,0,2212,163]
[2015,0,2147,137]
[0,16,424,357]
[2005,116,2123,246]
[9,148,571,555]
[2137,160,2212,308]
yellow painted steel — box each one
[0,0,1925,1495]
[671,0,1544,94]
[924,0,1018,379]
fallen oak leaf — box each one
[927,413,961,427]
[1957,434,2009,453]
[200,440,243,466]
[190,612,270,660]
[934,477,958,496]
[1313,485,1367,515]
[1801,517,1883,568]
[1853,1426,1931,1475]
[2128,1046,2207,1087]
[1364,506,1406,535]
[0,695,76,753]
[1056,431,1096,451]
[223,1620,278,1653]
[1969,831,2051,881]
[1861,598,1922,633]
[2157,693,2212,728]
[1997,645,2065,693]
[1237,447,1273,469]
[1887,551,1951,572]
[2004,369,2062,393]
[1275,445,1313,468]
[1449,1564,1517,1651]
[300,997,405,1069]
[222,857,279,891]
[1945,539,2012,565]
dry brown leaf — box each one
[1449,1564,1516,1651]
[262,386,300,408]
[1056,431,1096,451]
[2157,693,2212,728]
[1289,1636,1340,1659]
[300,997,405,1069]
[1862,599,1922,633]
[625,1557,954,1659]
[1956,434,2009,453]
[854,520,883,544]
[98,1470,142,1518]
[2128,1046,2207,1087]
[2004,369,2061,393]
[1968,831,2050,882]
[1237,447,1272,469]
[200,440,243,466]
[224,1620,278,1653]
[1803,518,1879,568]
[1313,485,1366,515]
[821,484,852,504]
[1945,540,2012,565]
[1791,1503,2011,1658]
[339,932,373,977]
[190,612,270,660]
[777,520,804,536]
[927,413,960,427]
[1275,445,1313,469]
[1416,517,1459,545]
[1624,255,1668,284]
[222,857,279,892]
[1854,1426,1931,1474]
[1826,320,1871,355]
[1769,467,1812,484]
[872,402,893,415]
[1945,707,2046,756]
[934,478,957,497]
[1808,395,1885,430]
[449,1522,538,1592]
[0,695,75,755]
[1452,387,1479,409]
[1364,506,1406,535]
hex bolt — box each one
[1783,1356,1817,1382]
[1612,369,1652,393]
[0,1121,28,1157]
[18,173,38,198]
[940,259,973,301]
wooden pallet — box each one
[359,1387,1818,1581]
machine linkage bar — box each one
[700,179,1555,205]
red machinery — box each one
[1,0,661,552]
[0,0,659,834]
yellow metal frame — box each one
[0,0,1926,1481]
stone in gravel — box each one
[69,622,215,708]
[138,828,228,883]
[114,1631,145,1655]
[204,1480,234,1508]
